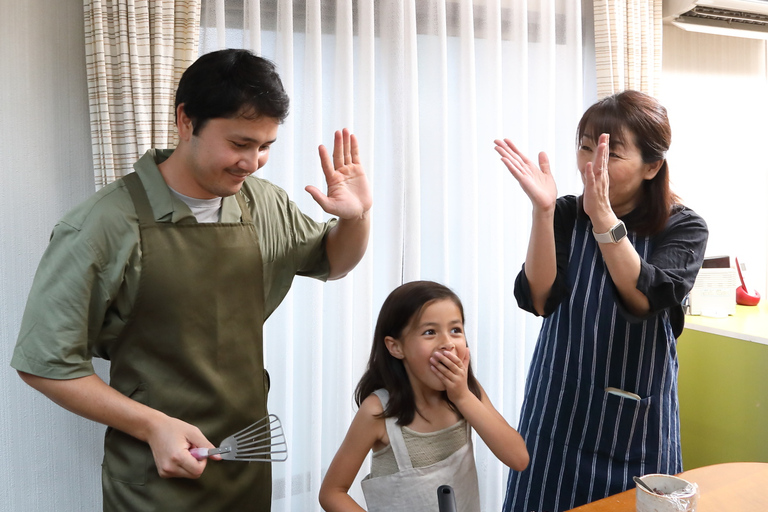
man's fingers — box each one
[305,186,330,210]
[157,453,206,479]
[342,128,353,165]
[318,144,336,181]
[349,132,360,165]
[332,130,344,169]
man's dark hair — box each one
[175,49,290,134]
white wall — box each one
[0,0,106,510]
[660,25,768,295]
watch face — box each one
[612,221,628,241]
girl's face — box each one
[386,299,468,393]
[577,128,661,217]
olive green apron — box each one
[101,172,271,511]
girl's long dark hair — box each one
[577,90,680,235]
[355,281,482,426]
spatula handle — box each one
[191,446,229,460]
[190,447,210,460]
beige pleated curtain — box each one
[593,0,663,98]
[84,0,201,187]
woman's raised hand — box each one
[580,133,613,222]
[495,138,557,212]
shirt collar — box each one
[133,149,245,223]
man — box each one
[11,49,371,511]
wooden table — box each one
[567,462,768,511]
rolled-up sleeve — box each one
[610,207,708,337]
[635,208,709,312]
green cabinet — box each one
[678,306,768,469]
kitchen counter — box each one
[684,300,768,345]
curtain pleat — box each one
[594,0,662,98]
[197,2,584,510]
[84,0,200,187]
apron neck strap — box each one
[373,389,413,471]
[235,191,252,223]
[124,172,253,225]
[123,172,156,225]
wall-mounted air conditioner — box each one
[663,0,768,39]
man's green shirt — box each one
[12,149,334,379]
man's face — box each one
[181,114,280,199]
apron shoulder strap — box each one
[123,172,156,226]
[372,389,413,471]
[234,191,253,223]
[372,388,389,408]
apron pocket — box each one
[593,388,658,462]
[103,428,152,485]
[535,367,659,463]
[102,383,152,485]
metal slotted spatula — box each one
[190,414,288,462]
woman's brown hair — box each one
[577,90,680,235]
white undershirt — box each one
[169,188,223,223]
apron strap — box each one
[235,191,252,223]
[372,389,413,471]
[124,171,250,225]
[123,172,156,226]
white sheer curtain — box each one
[199,1,585,510]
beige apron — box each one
[361,389,481,512]
[101,172,271,511]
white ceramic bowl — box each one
[635,474,698,512]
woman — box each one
[495,90,708,512]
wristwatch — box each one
[593,220,627,244]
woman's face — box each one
[577,128,662,217]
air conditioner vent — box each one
[663,0,768,39]
[682,6,768,26]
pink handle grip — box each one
[190,448,209,460]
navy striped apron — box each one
[502,216,682,512]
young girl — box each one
[319,281,529,512]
